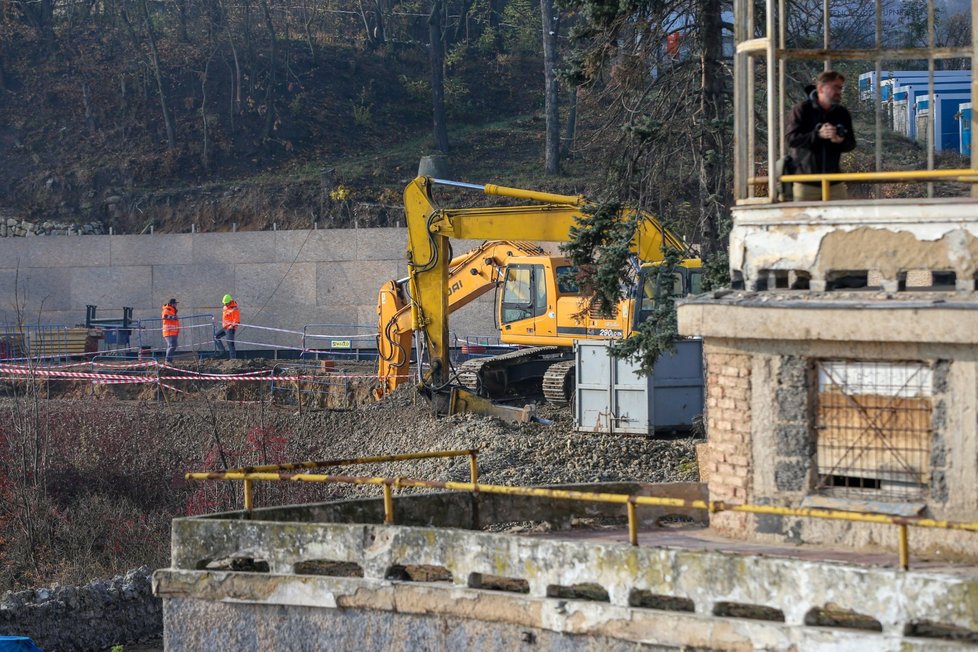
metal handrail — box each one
[187,457,978,571]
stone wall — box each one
[0,216,105,237]
[0,567,161,651]
[702,343,753,535]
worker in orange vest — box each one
[161,298,180,363]
[214,294,240,359]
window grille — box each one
[815,361,932,501]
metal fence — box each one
[134,314,216,359]
[302,323,377,361]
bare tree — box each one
[429,0,450,153]
[540,0,560,174]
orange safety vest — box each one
[222,301,240,330]
[161,304,180,337]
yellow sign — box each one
[330,340,352,349]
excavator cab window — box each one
[501,264,547,324]
[555,266,582,294]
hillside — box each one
[0,22,602,235]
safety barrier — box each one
[302,324,376,361]
[135,314,216,359]
[186,451,978,571]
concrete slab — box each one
[0,267,72,312]
[192,233,276,265]
[152,264,236,309]
[25,235,111,268]
[70,266,153,311]
[235,263,317,308]
[0,238,29,269]
[318,260,399,306]
[110,234,193,266]
[355,228,405,261]
[274,230,357,264]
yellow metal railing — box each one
[778,168,978,201]
[187,451,978,571]
[200,450,479,513]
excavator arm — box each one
[402,175,690,406]
[376,240,545,396]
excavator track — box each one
[454,346,568,399]
[542,360,576,406]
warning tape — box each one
[0,367,410,383]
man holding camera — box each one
[785,70,856,201]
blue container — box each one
[960,102,972,156]
[915,93,972,152]
[0,637,43,652]
[891,84,971,139]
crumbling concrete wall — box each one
[0,566,161,651]
[682,304,978,557]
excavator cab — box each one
[635,260,704,324]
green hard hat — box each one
[223,294,233,304]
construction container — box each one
[915,93,972,152]
[860,70,970,101]
[959,102,972,156]
[574,339,703,435]
[890,83,971,138]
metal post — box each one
[927,0,935,197]
[469,451,479,485]
[627,501,638,546]
[244,480,254,511]
[822,179,830,201]
[766,0,777,202]
[898,524,910,570]
[383,483,394,524]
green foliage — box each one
[561,200,639,313]
[609,248,683,377]
[111,646,124,652]
[500,0,542,53]
[352,85,373,127]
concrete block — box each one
[152,264,236,310]
[0,238,28,269]
[192,232,276,265]
[70,266,153,311]
[318,261,398,307]
[5,267,74,311]
[26,235,111,268]
[110,234,193,266]
[355,228,406,261]
[236,262,317,308]
[275,229,358,263]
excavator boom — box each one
[376,240,545,395]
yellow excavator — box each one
[376,176,702,411]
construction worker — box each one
[161,298,180,363]
[214,294,240,359]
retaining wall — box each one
[1,567,161,651]
[0,228,507,351]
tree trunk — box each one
[697,0,726,256]
[540,0,559,174]
[561,85,578,159]
[453,0,474,43]
[258,0,278,141]
[428,0,450,153]
[138,0,177,149]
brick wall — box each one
[703,345,753,535]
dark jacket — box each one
[785,90,856,184]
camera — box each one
[835,124,847,138]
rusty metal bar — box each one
[627,501,638,546]
[898,524,910,570]
[779,47,970,60]
[225,449,478,474]
[383,483,394,524]
[469,452,479,485]
[243,480,253,512]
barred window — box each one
[815,361,932,501]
